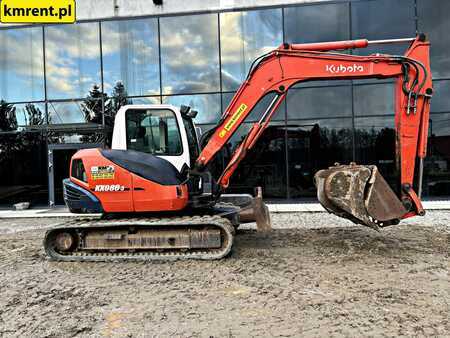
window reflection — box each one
[45,23,101,99]
[162,94,221,125]
[351,0,415,56]
[129,96,160,105]
[286,86,352,120]
[287,118,353,198]
[226,122,287,198]
[354,115,398,193]
[160,14,220,95]
[13,103,47,128]
[222,91,285,122]
[48,100,100,124]
[102,18,160,97]
[220,9,282,91]
[284,3,349,44]
[0,131,48,205]
[0,27,45,102]
[429,80,450,113]
[417,0,450,79]
[426,113,450,196]
[0,100,19,131]
[353,83,394,116]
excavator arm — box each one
[195,34,432,230]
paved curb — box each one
[0,200,449,219]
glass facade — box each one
[0,0,449,206]
[160,14,220,95]
[102,18,160,97]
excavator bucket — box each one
[314,163,407,230]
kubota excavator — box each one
[44,34,433,261]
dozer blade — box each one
[314,163,407,230]
[230,187,272,232]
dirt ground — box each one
[0,212,449,337]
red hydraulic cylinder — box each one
[286,39,369,52]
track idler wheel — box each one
[314,163,407,230]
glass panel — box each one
[417,0,450,79]
[286,86,352,120]
[53,148,79,205]
[160,14,220,95]
[48,100,101,124]
[220,9,282,91]
[425,113,450,197]
[162,93,221,125]
[102,18,160,97]
[284,3,350,89]
[0,27,45,102]
[47,132,105,144]
[45,22,101,99]
[198,124,215,135]
[0,100,19,131]
[354,115,399,193]
[292,80,352,88]
[430,80,450,113]
[0,101,45,131]
[125,108,182,156]
[284,3,349,44]
[222,91,285,122]
[287,118,353,198]
[127,96,160,105]
[0,131,48,205]
[13,103,47,128]
[226,121,287,198]
[351,0,416,56]
[353,83,394,116]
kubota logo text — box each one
[326,64,365,74]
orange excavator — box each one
[44,34,433,261]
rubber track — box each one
[43,215,235,262]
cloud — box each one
[0,28,45,100]
[159,14,221,93]
[221,10,281,62]
[0,20,161,100]
[1,9,283,103]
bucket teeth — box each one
[314,163,407,230]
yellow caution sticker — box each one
[0,0,76,23]
[91,165,115,180]
[219,103,247,138]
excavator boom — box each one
[196,34,432,229]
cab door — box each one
[122,107,188,211]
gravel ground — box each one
[0,211,449,337]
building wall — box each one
[0,0,449,206]
[0,0,333,24]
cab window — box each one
[125,109,182,156]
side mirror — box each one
[187,110,198,119]
[180,105,191,115]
